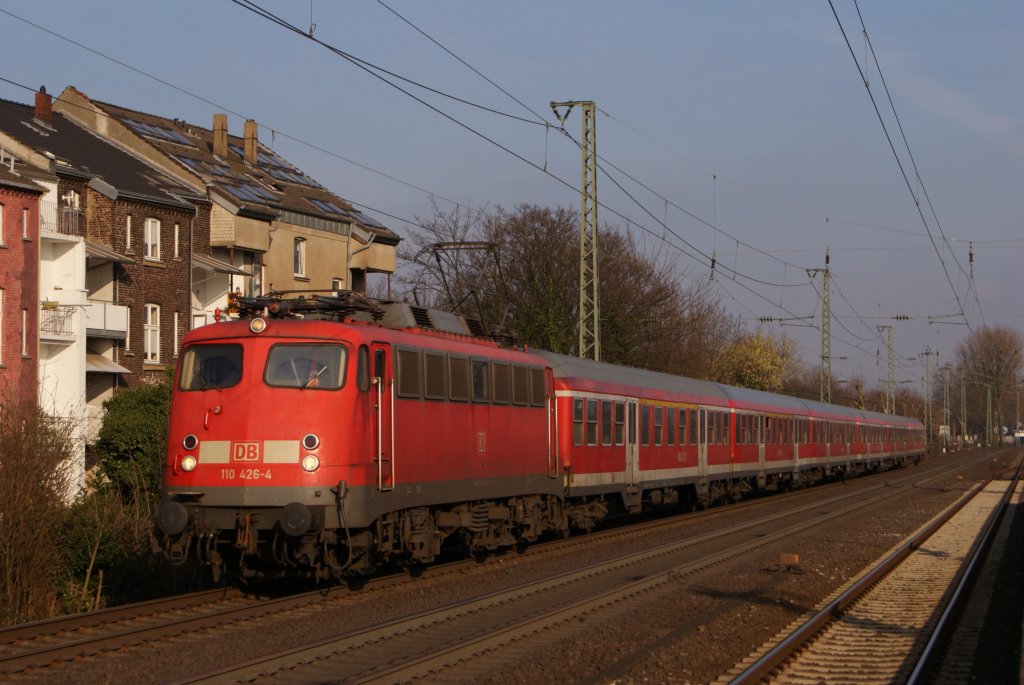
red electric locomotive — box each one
[154,294,925,580]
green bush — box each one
[91,377,172,506]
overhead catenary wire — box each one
[827,0,972,330]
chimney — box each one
[34,86,52,125]
[243,119,258,166]
[213,113,228,158]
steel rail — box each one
[727,456,1019,684]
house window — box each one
[22,207,29,239]
[293,237,306,276]
[144,218,161,260]
[125,306,131,351]
[173,223,180,258]
[144,304,160,363]
[173,311,179,356]
[0,203,4,243]
[0,288,3,364]
[21,308,27,356]
[331,277,342,293]
[126,215,132,251]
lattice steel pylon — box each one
[877,325,894,414]
[552,100,600,361]
[807,251,831,403]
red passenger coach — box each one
[154,294,924,581]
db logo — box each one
[232,442,262,462]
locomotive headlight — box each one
[249,317,267,334]
[181,455,198,472]
[301,454,320,472]
[182,434,199,451]
[302,433,320,450]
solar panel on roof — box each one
[307,198,347,215]
[224,182,276,204]
[349,209,387,229]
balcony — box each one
[39,303,77,343]
[84,301,128,339]
[40,201,83,237]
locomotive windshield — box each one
[265,343,346,390]
[179,344,243,390]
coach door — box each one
[371,343,394,491]
[626,400,639,486]
[546,369,558,478]
[697,408,709,489]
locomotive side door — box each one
[625,400,639,487]
[371,343,394,491]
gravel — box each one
[15,449,1013,685]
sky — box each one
[1,1,1021,395]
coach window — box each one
[512,365,530,406]
[640,405,650,446]
[424,353,448,400]
[653,407,663,446]
[667,407,676,446]
[265,343,345,390]
[472,359,490,402]
[614,402,625,445]
[586,399,599,445]
[689,409,698,445]
[601,400,613,445]
[356,345,370,392]
[449,356,470,401]
[723,413,731,445]
[573,399,585,446]
[492,363,512,404]
[530,368,546,407]
[179,344,243,390]
[396,349,422,398]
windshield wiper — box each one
[303,365,327,388]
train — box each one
[154,293,926,580]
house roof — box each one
[0,163,45,194]
[0,97,195,209]
[75,92,399,245]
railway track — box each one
[173,460,972,684]
[0,452,984,682]
[721,457,1022,684]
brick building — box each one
[0,158,44,407]
[55,87,400,315]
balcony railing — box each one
[40,201,83,236]
[84,301,128,339]
[39,303,76,339]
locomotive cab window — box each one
[265,344,345,389]
[179,344,243,390]
[356,345,370,392]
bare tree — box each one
[0,398,76,625]
[951,324,1023,442]
[394,203,738,376]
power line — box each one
[827,0,971,329]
